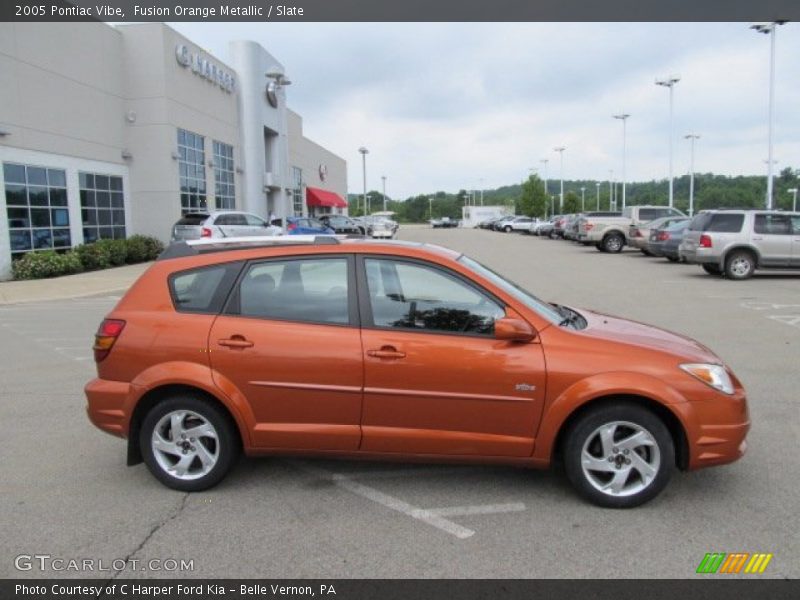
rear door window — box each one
[754,214,791,235]
[236,257,352,325]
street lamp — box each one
[656,75,680,208]
[580,186,586,211]
[788,188,798,212]
[553,147,565,212]
[608,170,615,211]
[595,182,601,210]
[381,175,387,212]
[613,113,630,210]
[684,134,700,217]
[540,158,549,195]
[358,146,369,216]
[751,21,786,209]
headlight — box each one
[680,363,735,395]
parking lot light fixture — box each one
[580,186,586,211]
[788,188,798,212]
[595,182,601,210]
[751,22,786,209]
[358,147,369,215]
[540,158,549,195]
[684,134,700,217]
[608,169,614,211]
[553,147,566,212]
[613,113,630,210]
[655,75,680,208]
[381,175,387,212]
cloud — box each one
[170,22,800,198]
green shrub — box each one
[12,250,84,280]
[94,238,127,266]
[75,243,111,271]
[125,235,163,263]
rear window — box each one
[176,214,209,226]
[688,213,744,233]
[638,208,658,221]
[169,263,238,313]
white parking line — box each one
[292,461,526,540]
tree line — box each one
[348,167,800,222]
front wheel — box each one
[504,225,513,233]
[140,394,240,492]
[563,403,674,508]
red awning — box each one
[306,186,348,208]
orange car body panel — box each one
[85,240,749,472]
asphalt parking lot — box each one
[1,226,798,579]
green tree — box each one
[563,191,580,213]
[518,174,549,218]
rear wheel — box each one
[641,249,654,257]
[666,255,680,263]
[602,233,624,253]
[724,250,755,280]
[140,394,239,492]
[563,403,674,508]
[702,264,722,275]
[549,230,558,240]
[504,225,513,233]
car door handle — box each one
[218,337,254,349]
[367,346,406,359]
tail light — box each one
[657,231,670,241]
[699,234,712,248]
[632,228,641,238]
[93,319,126,362]
[583,223,594,231]
[201,227,212,238]
[287,222,297,232]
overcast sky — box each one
[171,22,799,199]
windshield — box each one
[457,255,563,325]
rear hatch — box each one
[172,213,209,241]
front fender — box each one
[532,371,689,463]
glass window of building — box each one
[79,172,126,242]
[178,129,207,214]
[212,141,235,210]
[291,166,303,216]
[4,162,70,255]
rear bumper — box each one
[680,245,721,266]
[85,378,131,439]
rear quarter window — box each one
[169,263,240,313]
[708,214,745,233]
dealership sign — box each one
[175,44,236,93]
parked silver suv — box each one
[681,209,800,280]
[171,211,283,241]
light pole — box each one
[553,147,565,212]
[540,158,549,195]
[429,196,434,220]
[656,75,680,208]
[608,170,614,211]
[479,178,484,206]
[580,186,586,212]
[595,182,601,210]
[381,175,387,212]
[751,22,786,209]
[613,113,630,210]
[788,188,798,212]
[358,146,369,216]
[684,134,700,217]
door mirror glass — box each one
[494,317,534,342]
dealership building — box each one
[0,22,348,279]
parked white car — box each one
[171,211,283,241]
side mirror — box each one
[494,317,535,342]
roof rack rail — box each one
[158,235,341,261]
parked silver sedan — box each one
[171,211,283,241]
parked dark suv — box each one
[318,214,365,235]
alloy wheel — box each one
[151,410,220,480]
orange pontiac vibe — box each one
[85,236,749,507]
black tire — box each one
[641,249,654,257]
[140,394,240,492]
[563,402,674,508]
[666,255,680,263]
[596,243,607,252]
[504,225,513,233]
[724,250,756,280]
[702,264,722,275]
[602,233,625,253]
